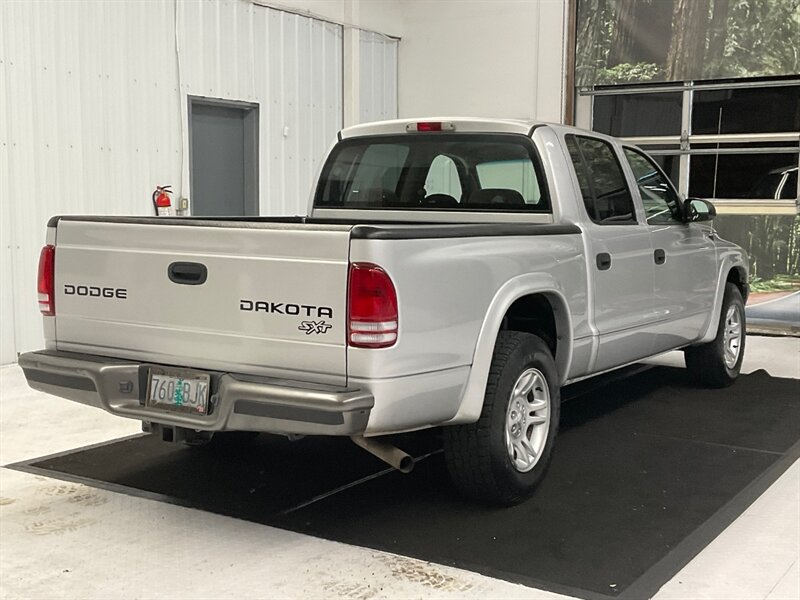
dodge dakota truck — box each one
[20,118,748,505]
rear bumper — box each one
[18,350,373,436]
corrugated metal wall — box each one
[359,30,398,123]
[178,1,343,215]
[0,0,350,363]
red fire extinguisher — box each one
[152,185,174,216]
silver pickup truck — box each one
[20,118,748,505]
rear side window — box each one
[314,134,550,212]
[565,135,636,224]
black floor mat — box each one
[12,366,800,599]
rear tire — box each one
[684,282,746,388]
[443,331,560,506]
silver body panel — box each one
[24,118,748,437]
[53,219,352,385]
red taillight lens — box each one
[348,263,398,348]
[37,245,56,316]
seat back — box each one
[421,194,459,208]
[466,188,525,209]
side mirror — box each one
[683,198,717,223]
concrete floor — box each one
[1,335,798,599]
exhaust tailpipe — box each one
[351,436,414,473]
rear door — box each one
[53,218,351,384]
[564,134,657,371]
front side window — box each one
[624,147,682,224]
[565,135,636,224]
[314,134,550,212]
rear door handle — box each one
[168,261,208,285]
[654,249,666,265]
[596,253,612,271]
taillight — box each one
[348,263,398,348]
[405,121,456,132]
[38,245,56,316]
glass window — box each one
[477,159,542,205]
[566,135,637,224]
[624,148,682,224]
[565,136,594,207]
[713,214,800,281]
[692,86,800,135]
[424,155,462,202]
[689,152,800,200]
[317,143,409,207]
[315,134,550,212]
[649,154,681,187]
[780,169,798,200]
[593,92,683,137]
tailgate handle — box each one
[168,262,207,285]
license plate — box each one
[146,367,211,414]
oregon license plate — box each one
[146,367,211,414]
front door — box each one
[623,147,717,353]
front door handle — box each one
[596,253,612,271]
[654,249,666,265]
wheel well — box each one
[727,267,748,302]
[501,294,558,357]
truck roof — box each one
[339,117,548,139]
[338,118,613,144]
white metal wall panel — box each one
[0,62,14,364]
[0,0,343,361]
[179,1,342,216]
[359,31,398,124]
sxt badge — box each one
[298,321,332,335]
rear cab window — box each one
[314,134,550,213]
[477,159,542,205]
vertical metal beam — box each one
[563,0,578,126]
[678,85,693,197]
[342,0,359,127]
[575,93,592,130]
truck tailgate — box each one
[53,219,352,384]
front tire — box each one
[443,331,560,506]
[685,282,746,388]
